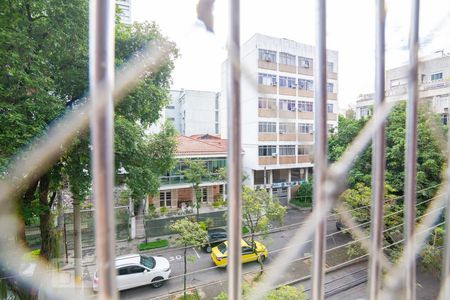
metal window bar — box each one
[367,0,386,299]
[1,0,450,300]
[89,0,117,299]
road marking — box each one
[192,247,200,259]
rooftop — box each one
[176,135,227,157]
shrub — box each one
[138,239,169,251]
[160,206,169,216]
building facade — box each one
[221,34,339,203]
[356,52,450,122]
[148,134,226,209]
[166,90,221,136]
[116,0,132,25]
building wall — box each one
[221,33,338,201]
[116,0,132,25]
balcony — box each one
[258,133,277,141]
[327,112,338,121]
[298,111,314,120]
[279,133,296,141]
[279,64,296,73]
[298,67,313,76]
[328,72,338,80]
[279,110,296,119]
[258,108,277,118]
[258,156,277,165]
[297,155,313,163]
[279,86,297,96]
[279,156,296,164]
[258,84,277,94]
[298,133,314,142]
[298,89,314,98]
[258,60,277,70]
[327,92,338,100]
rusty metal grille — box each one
[0,0,449,299]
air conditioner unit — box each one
[279,130,285,134]
[271,82,277,86]
[272,152,278,157]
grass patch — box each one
[178,290,201,300]
[138,239,169,251]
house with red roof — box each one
[148,134,227,209]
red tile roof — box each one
[176,135,227,157]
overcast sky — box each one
[132,0,450,111]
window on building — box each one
[442,113,448,125]
[431,72,443,81]
[258,49,277,63]
[168,117,175,121]
[201,187,208,202]
[298,123,313,134]
[298,145,312,155]
[215,123,219,134]
[279,76,296,88]
[327,82,334,93]
[258,97,277,109]
[327,62,334,73]
[327,103,334,113]
[298,101,313,112]
[279,122,296,134]
[258,145,277,157]
[258,73,277,86]
[327,124,335,133]
[298,79,314,90]
[160,191,172,207]
[279,99,296,111]
[279,145,296,156]
[166,105,175,109]
[279,52,296,65]
[291,168,306,181]
[259,122,277,133]
[360,106,371,117]
[219,185,224,195]
[215,96,219,109]
[254,170,270,185]
[215,111,219,122]
[299,57,313,69]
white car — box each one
[93,254,171,291]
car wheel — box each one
[151,276,165,288]
[258,255,266,263]
[206,245,212,253]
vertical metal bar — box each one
[404,0,420,299]
[227,0,242,299]
[311,0,327,299]
[367,0,386,299]
[89,0,117,299]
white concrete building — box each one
[221,34,339,203]
[166,89,221,136]
[356,52,450,122]
[116,0,132,25]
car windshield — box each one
[217,242,227,254]
[140,255,155,269]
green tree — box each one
[170,218,208,300]
[0,0,178,268]
[329,102,445,202]
[291,180,312,207]
[183,159,210,221]
[242,187,287,271]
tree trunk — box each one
[73,198,82,284]
[57,191,66,268]
[39,174,53,260]
[17,180,39,245]
[184,246,187,300]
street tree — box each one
[169,218,208,300]
[0,0,178,275]
[183,159,209,221]
[242,187,287,272]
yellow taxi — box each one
[211,239,269,267]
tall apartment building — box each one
[116,0,132,25]
[221,34,339,203]
[165,89,221,136]
[356,52,450,122]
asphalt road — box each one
[89,209,353,300]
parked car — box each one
[93,254,171,291]
[210,239,268,267]
[203,228,227,253]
